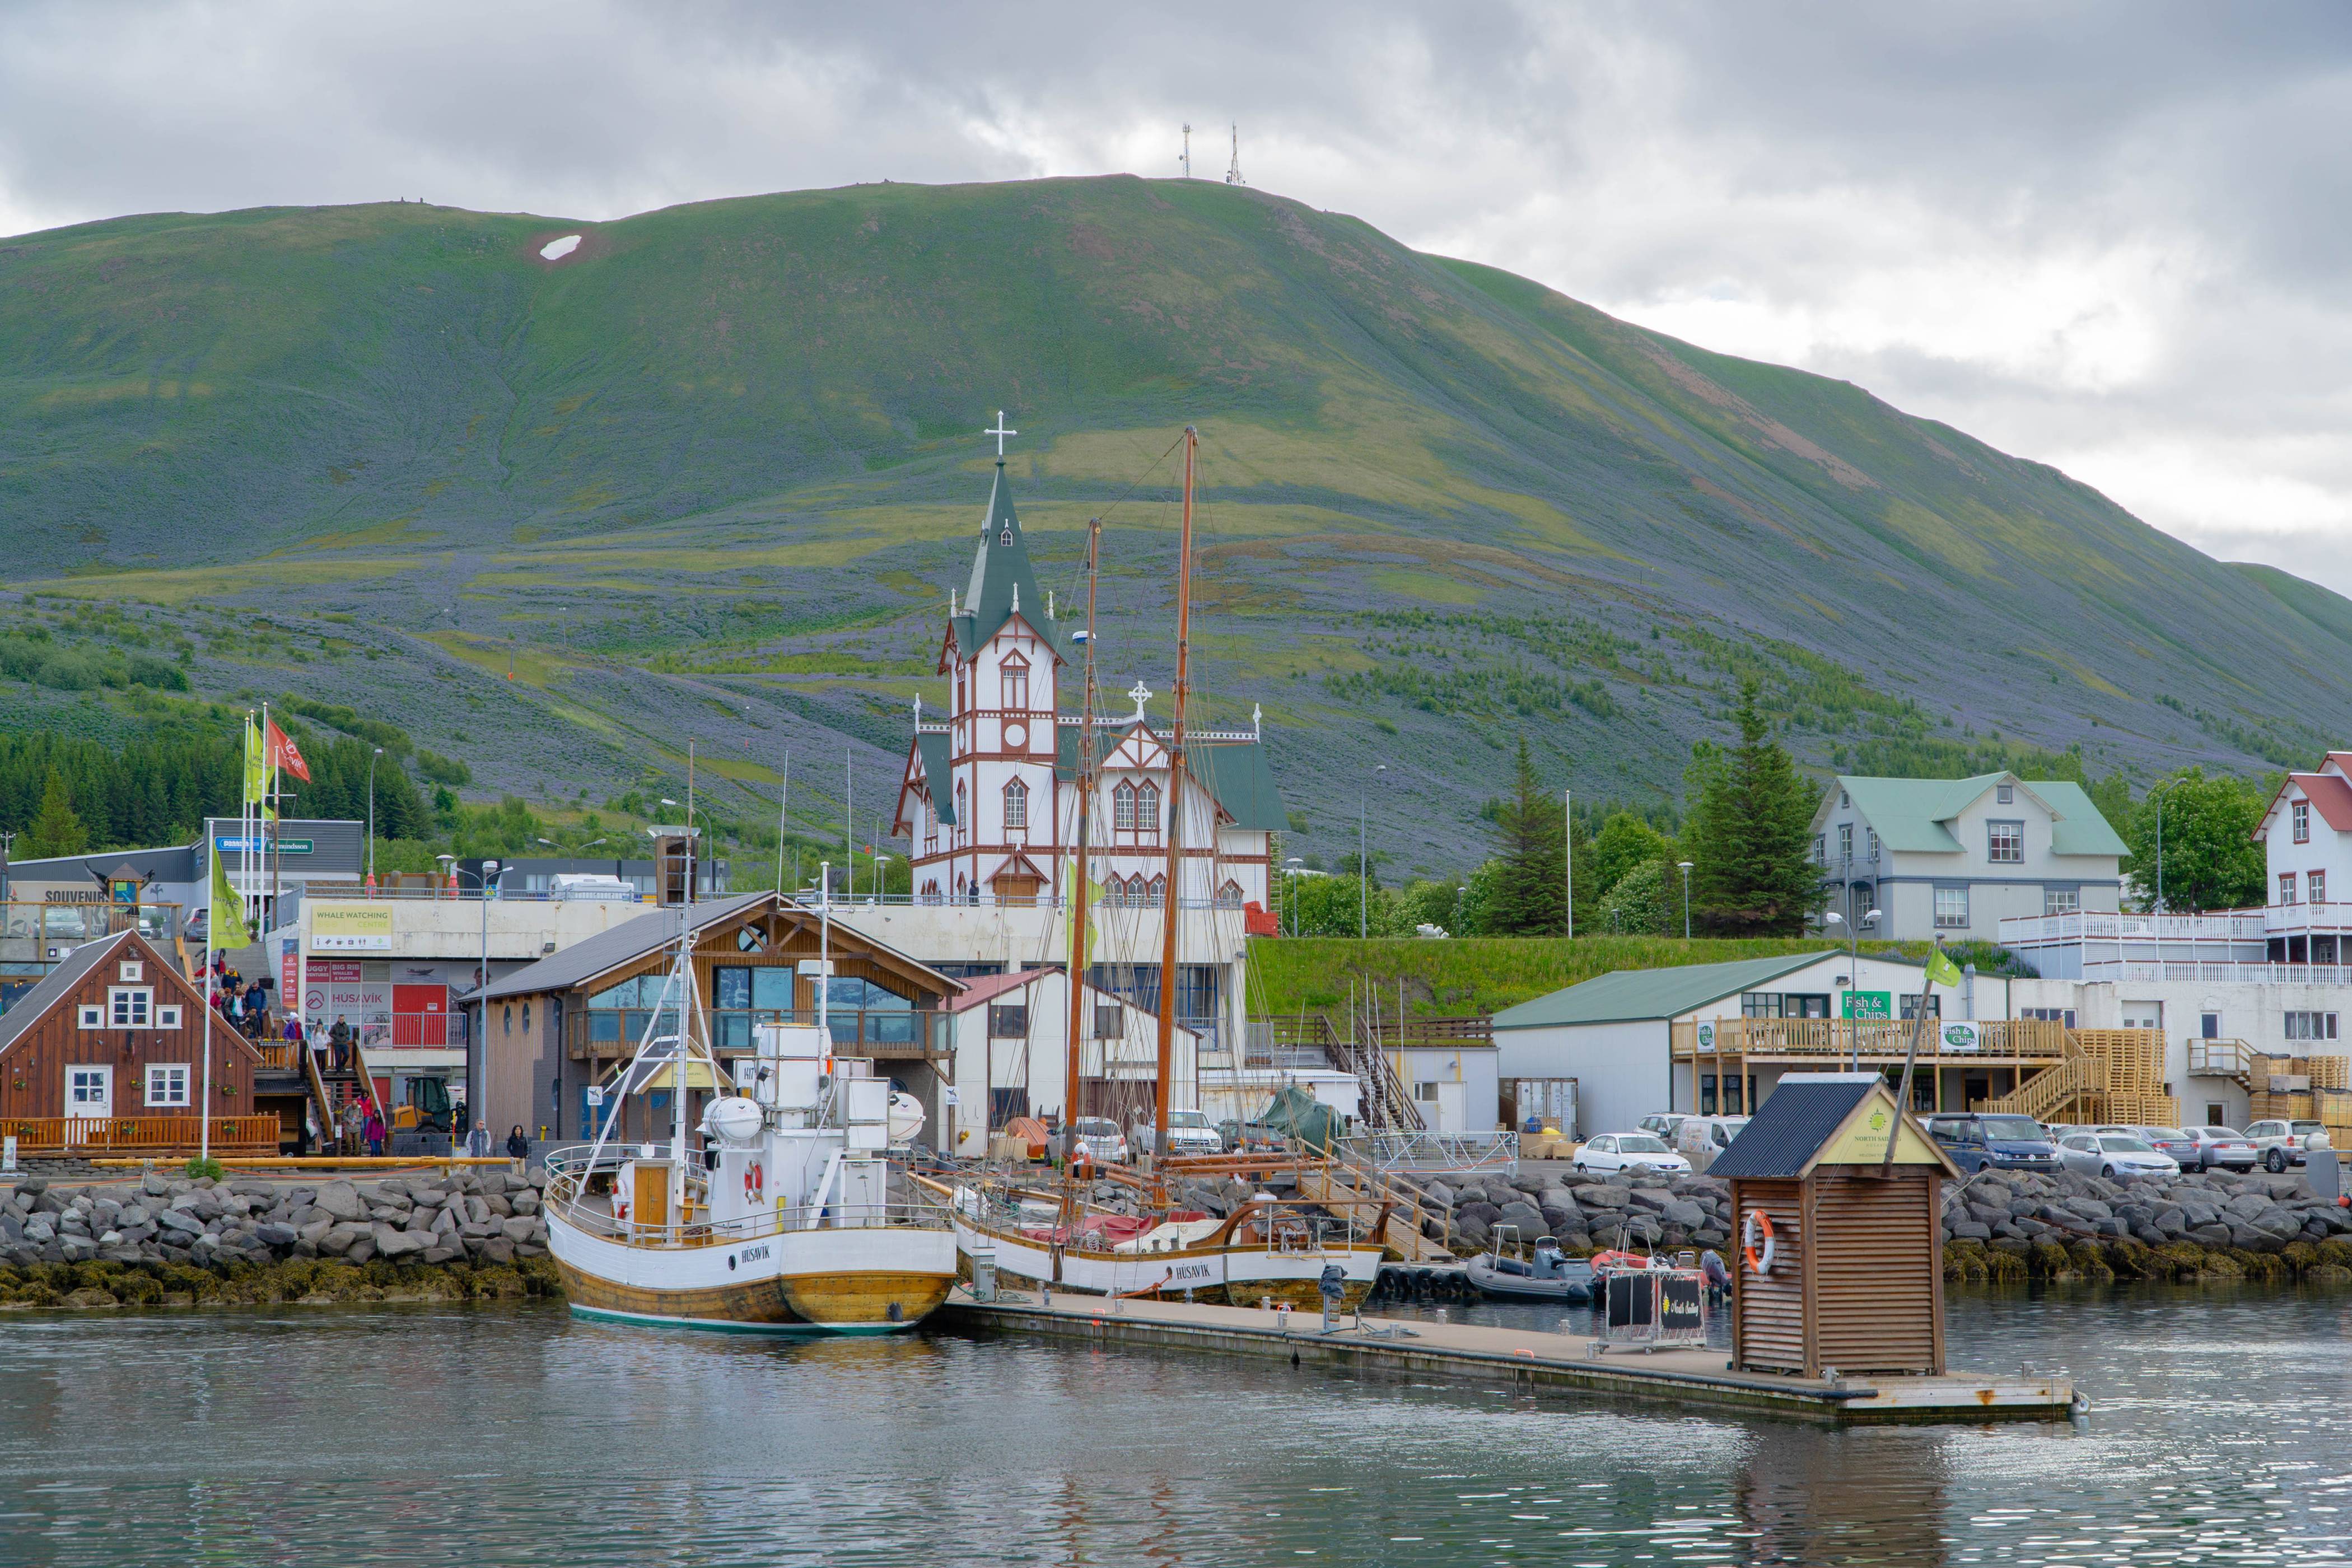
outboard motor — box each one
[1318,1263,1347,1331]
[1531,1238,1566,1280]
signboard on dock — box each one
[1940,1021,1982,1053]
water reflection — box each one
[4,1286,2352,1563]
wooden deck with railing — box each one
[0,1116,281,1157]
[1671,1016,2073,1062]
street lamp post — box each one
[365,748,384,884]
[1360,764,1387,939]
[1677,861,1694,940]
[1283,857,1303,937]
[473,856,499,1151]
[1824,906,1882,1068]
[2147,778,2180,915]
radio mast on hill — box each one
[1179,124,1191,178]
[1225,123,1245,185]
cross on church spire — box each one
[984,409,1018,460]
[1128,681,1152,721]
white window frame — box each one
[1866,829,1880,859]
[118,960,144,982]
[2043,886,2080,916]
[1997,783,2015,805]
[1002,777,1029,830]
[155,1004,183,1030]
[2287,1011,2341,1042]
[66,1065,110,1110]
[1986,820,2024,865]
[144,1063,191,1108]
[1934,885,1970,928]
[2282,871,2300,906]
[108,987,152,1027]
[1113,781,1137,832]
[77,1003,104,1029]
[1838,823,1852,859]
[2312,870,2328,906]
[2295,800,2312,844]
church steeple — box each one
[953,412,1052,661]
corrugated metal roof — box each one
[1488,951,1833,1030]
[1706,1073,1882,1179]
[1829,773,2126,858]
[477,893,768,1001]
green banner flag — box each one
[209,850,251,949]
[1925,946,1963,988]
[242,716,267,805]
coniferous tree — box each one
[23,768,88,858]
[1486,735,1567,936]
[1681,678,1820,935]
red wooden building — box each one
[0,930,276,1155]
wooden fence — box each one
[0,1116,282,1156]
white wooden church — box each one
[888,439,1285,931]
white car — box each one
[1069,1117,1130,1165]
[2055,1130,2178,1181]
[1130,1109,1224,1157]
[1637,1114,1689,1144]
[1574,1132,1692,1176]
[2242,1119,2332,1173]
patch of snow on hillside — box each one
[539,235,582,261]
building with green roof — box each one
[1812,771,2126,944]
[1492,949,2001,1138]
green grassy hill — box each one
[2,176,2346,870]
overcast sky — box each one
[8,2,2352,591]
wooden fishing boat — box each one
[543,865,955,1335]
[929,1174,1383,1309]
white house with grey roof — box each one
[1813,772,2127,944]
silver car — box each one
[2242,1119,2332,1173]
[2055,1131,2179,1181]
[2180,1126,2260,1171]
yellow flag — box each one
[1925,946,1963,988]
[209,850,251,949]
[242,717,267,805]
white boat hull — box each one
[548,1211,956,1335]
[952,1214,1382,1308]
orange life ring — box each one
[1742,1208,1777,1275]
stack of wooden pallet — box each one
[2247,1053,2352,1123]
[2071,1029,2178,1127]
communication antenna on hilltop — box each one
[1179,124,1192,179]
[1225,123,1245,185]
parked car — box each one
[1069,1117,1130,1165]
[2242,1119,2333,1173]
[1130,1108,1225,1157]
[1675,1115,1750,1172]
[1922,1113,2062,1175]
[2179,1126,2259,1171]
[2098,1126,2202,1168]
[1637,1113,1689,1144]
[2055,1131,2179,1181]
[1574,1132,1692,1176]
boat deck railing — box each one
[947,1179,1369,1258]
[543,1146,951,1249]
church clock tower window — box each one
[1003,778,1029,831]
[1000,655,1029,712]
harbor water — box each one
[5,1285,2352,1565]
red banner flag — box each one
[266,720,311,782]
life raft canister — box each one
[1742,1208,1777,1275]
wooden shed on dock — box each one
[1710,1071,1961,1379]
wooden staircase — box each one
[1980,1049,2106,1122]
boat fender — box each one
[1742,1210,1777,1275]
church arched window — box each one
[1147,875,1167,904]
[1000,655,1029,712]
[1000,525,1014,547]
[1215,880,1244,909]
[955,782,967,843]
[1002,778,1028,830]
[1113,781,1137,832]
[1137,781,1162,837]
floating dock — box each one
[936,1287,2078,1425]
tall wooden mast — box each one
[1152,428,1197,1179]
[1061,518,1102,1165]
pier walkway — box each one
[937,1286,2078,1425]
